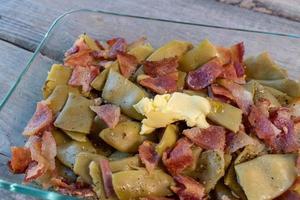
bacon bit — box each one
[183,126,226,151]
[52,177,95,198]
[107,37,127,59]
[269,108,299,153]
[217,47,231,65]
[41,131,57,171]
[90,104,120,128]
[140,197,175,200]
[219,79,253,114]
[68,65,100,92]
[8,147,31,173]
[138,141,160,172]
[220,63,245,84]
[171,175,205,200]
[144,57,179,78]
[90,50,110,60]
[117,52,139,78]
[65,37,88,57]
[186,58,223,90]
[65,45,79,57]
[231,42,244,64]
[225,131,255,153]
[211,84,235,101]
[23,101,53,136]
[139,73,178,94]
[248,105,281,150]
[162,138,193,175]
[64,49,95,68]
[99,159,115,198]
[24,161,47,182]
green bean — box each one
[73,152,107,184]
[183,89,208,97]
[264,86,292,106]
[42,64,72,98]
[208,100,242,133]
[99,121,146,153]
[91,62,119,91]
[63,130,87,142]
[177,71,187,91]
[245,52,287,80]
[112,169,175,200]
[46,85,79,114]
[214,182,239,200]
[102,71,148,120]
[156,124,179,156]
[256,79,300,98]
[55,159,77,183]
[192,150,225,193]
[235,154,297,200]
[109,151,132,161]
[52,129,69,146]
[89,161,118,200]
[147,40,192,61]
[56,140,96,169]
[109,156,141,173]
[179,39,217,72]
[54,93,95,133]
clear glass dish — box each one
[0,9,299,199]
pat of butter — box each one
[134,92,211,134]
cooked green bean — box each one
[245,52,287,80]
[73,152,107,184]
[156,124,179,156]
[179,39,217,72]
[102,71,148,120]
[42,64,73,98]
[54,93,95,133]
[109,156,141,173]
[208,100,242,133]
[112,169,175,200]
[99,121,147,153]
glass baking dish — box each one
[0,9,299,199]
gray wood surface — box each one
[0,0,300,52]
[0,0,300,199]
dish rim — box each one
[0,8,300,199]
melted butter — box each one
[134,92,211,134]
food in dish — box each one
[8,34,300,200]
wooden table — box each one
[0,0,299,199]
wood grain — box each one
[0,0,300,52]
[0,40,32,101]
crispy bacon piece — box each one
[183,126,226,151]
[220,63,245,84]
[270,108,299,153]
[140,197,175,200]
[186,58,223,90]
[64,49,96,68]
[162,138,193,175]
[8,147,31,173]
[23,101,53,136]
[231,42,244,64]
[219,79,253,114]
[139,73,178,94]
[144,57,178,77]
[210,84,234,101]
[171,175,205,200]
[107,37,127,59]
[65,37,89,57]
[52,177,95,198]
[117,52,139,78]
[225,131,255,153]
[68,65,100,92]
[217,47,231,65]
[139,141,159,172]
[24,131,57,182]
[90,104,120,128]
[41,131,57,171]
[99,159,115,198]
[248,105,281,150]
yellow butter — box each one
[134,92,211,134]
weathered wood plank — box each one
[0,0,300,52]
[0,40,32,101]
[218,0,300,22]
